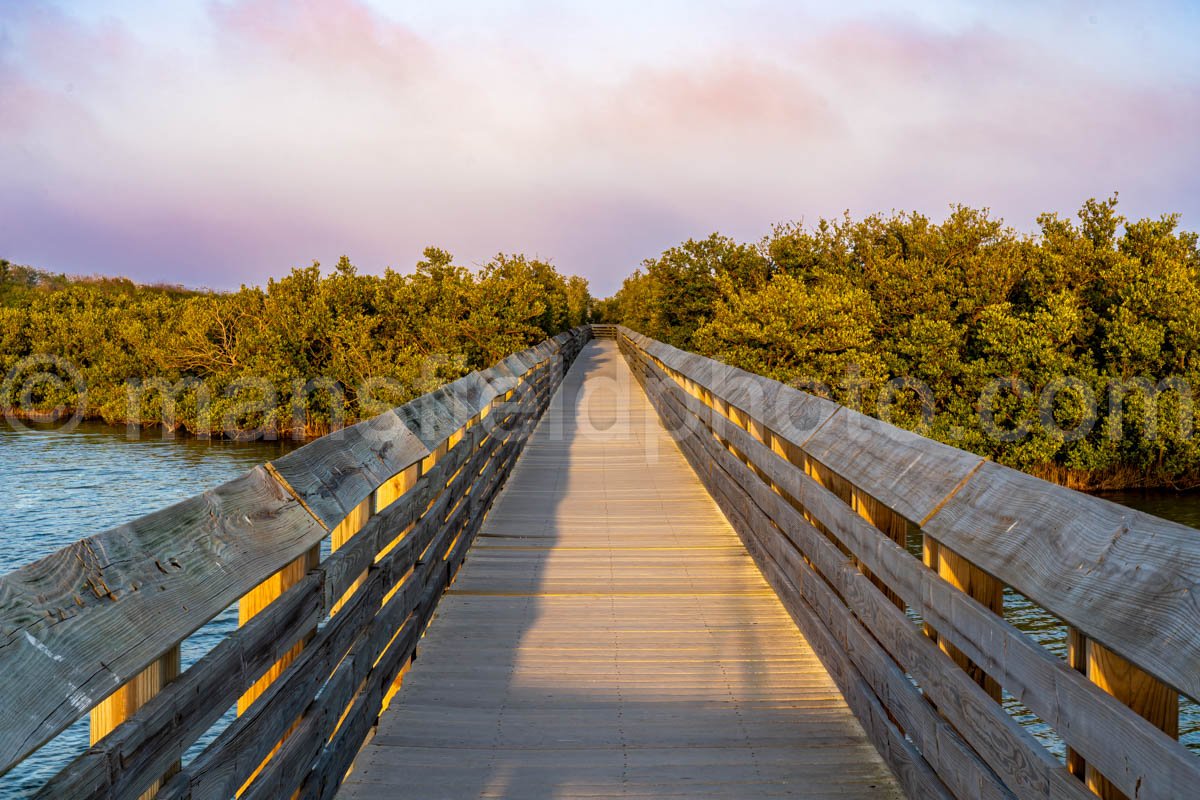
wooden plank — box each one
[700,450,982,800]
[268,410,429,530]
[267,328,585,532]
[256,424,524,799]
[1086,641,1179,799]
[627,329,841,449]
[88,647,180,799]
[338,339,902,800]
[619,325,984,527]
[4,327,589,793]
[237,545,321,714]
[162,350,560,799]
[936,545,1003,700]
[651,394,972,799]
[275,363,549,799]
[922,460,1200,702]
[37,576,323,800]
[0,465,326,775]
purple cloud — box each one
[0,1,1196,295]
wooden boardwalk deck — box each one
[337,339,902,799]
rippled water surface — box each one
[0,420,297,798]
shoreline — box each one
[0,409,317,446]
[5,408,1197,495]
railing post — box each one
[849,488,908,610]
[89,646,181,799]
[1085,641,1179,799]
[1067,627,1087,779]
[935,544,1003,700]
[330,495,373,615]
[922,534,939,642]
[237,546,321,715]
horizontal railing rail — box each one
[0,326,590,799]
[616,325,1200,800]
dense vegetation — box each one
[596,198,1200,490]
[0,250,590,438]
[6,196,1198,488]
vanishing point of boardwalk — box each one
[338,340,901,799]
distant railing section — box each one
[590,323,617,339]
[0,327,590,800]
[617,325,1200,800]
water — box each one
[0,420,299,798]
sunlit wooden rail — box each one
[0,322,1197,800]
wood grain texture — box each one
[640,371,973,800]
[37,575,323,800]
[337,339,902,800]
[634,347,1009,800]
[0,465,326,775]
[936,545,1003,700]
[87,647,181,799]
[922,459,1200,702]
[1086,640,1179,799]
[159,333,577,800]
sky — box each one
[1,1,1198,296]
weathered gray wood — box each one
[269,328,586,532]
[36,574,324,800]
[699,398,1200,800]
[801,406,983,526]
[32,335,569,799]
[636,348,1093,800]
[159,335,569,800]
[0,327,588,795]
[702,456,971,800]
[635,360,964,800]
[269,410,430,530]
[924,460,1200,702]
[338,339,902,800]
[162,413,524,799]
[620,327,840,444]
[638,357,1009,800]
[259,364,545,800]
[623,324,1200,799]
[0,466,327,776]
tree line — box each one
[595,197,1200,490]
[5,197,1198,488]
[0,249,591,438]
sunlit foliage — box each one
[597,198,1200,489]
[0,250,590,439]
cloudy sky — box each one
[1,1,1198,295]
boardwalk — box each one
[338,339,902,799]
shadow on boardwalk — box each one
[337,340,901,799]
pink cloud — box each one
[207,0,431,80]
[615,57,842,140]
[0,2,1197,296]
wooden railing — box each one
[617,326,1200,800]
[0,327,590,800]
[590,323,617,339]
